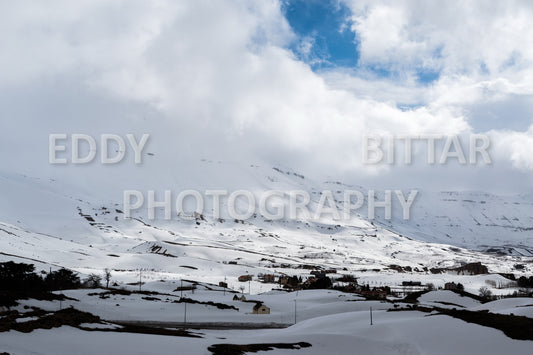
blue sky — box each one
[283,0,359,69]
[282,0,440,84]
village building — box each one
[233,294,246,301]
[252,303,270,314]
[238,274,253,282]
[445,282,458,290]
[261,274,276,283]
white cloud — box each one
[345,0,533,76]
[0,0,532,195]
[489,126,533,171]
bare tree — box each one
[104,268,112,289]
[85,273,102,288]
[479,286,492,299]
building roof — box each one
[253,303,268,310]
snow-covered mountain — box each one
[381,190,533,255]
[1,160,531,287]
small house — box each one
[233,294,246,301]
[252,303,270,314]
[444,282,457,290]
[262,274,276,283]
[443,282,463,291]
[238,274,253,282]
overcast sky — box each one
[1,0,533,197]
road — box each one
[112,320,293,330]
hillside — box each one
[1,161,531,290]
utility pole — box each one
[370,307,373,325]
[249,279,251,295]
[180,279,183,298]
[294,299,297,324]
[139,269,142,292]
[184,302,187,324]
[224,276,227,295]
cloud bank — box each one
[1,0,532,196]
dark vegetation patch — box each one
[1,307,200,338]
[434,301,464,308]
[0,308,101,333]
[434,307,533,341]
[88,289,178,302]
[0,307,201,338]
[430,262,489,275]
[388,264,411,273]
[241,299,263,304]
[180,265,198,270]
[516,276,533,288]
[111,322,201,338]
[148,244,177,258]
[208,341,311,355]
[91,289,169,297]
[0,290,76,308]
[434,265,465,274]
[0,307,47,321]
[387,303,434,312]
[88,289,132,297]
[449,289,486,303]
[173,286,196,292]
[0,261,80,307]
[173,297,238,311]
[142,296,161,301]
[402,290,429,303]
[389,304,533,341]
[163,240,186,246]
[402,289,485,304]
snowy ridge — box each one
[0,161,531,287]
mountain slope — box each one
[0,162,531,288]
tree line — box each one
[0,261,110,294]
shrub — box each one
[44,268,80,291]
[479,286,492,299]
[84,274,102,288]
